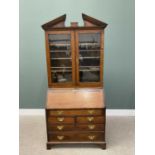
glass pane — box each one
[48,34,72,83]
[78,33,101,82]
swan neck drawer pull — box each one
[87,117,94,122]
[88,110,95,114]
[57,125,64,130]
[57,117,64,122]
[88,135,96,140]
[88,125,95,130]
[57,136,64,140]
[57,110,63,115]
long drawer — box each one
[48,132,105,142]
[76,116,105,124]
[48,124,104,132]
[47,109,104,116]
[48,116,105,125]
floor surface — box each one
[19,116,135,155]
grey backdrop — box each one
[19,0,135,109]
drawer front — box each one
[48,124,75,131]
[48,124,104,132]
[77,116,105,124]
[48,109,104,116]
[76,124,105,131]
[48,132,105,142]
[48,117,74,124]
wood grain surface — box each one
[46,88,105,109]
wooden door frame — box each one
[75,30,104,88]
[45,30,76,88]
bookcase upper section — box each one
[42,14,107,88]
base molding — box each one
[19,109,135,116]
[46,141,106,149]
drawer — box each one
[76,124,105,131]
[48,117,74,124]
[48,109,104,116]
[48,132,105,142]
[48,124,75,131]
[76,116,105,124]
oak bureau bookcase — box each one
[42,13,108,149]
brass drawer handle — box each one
[87,117,94,122]
[88,135,96,140]
[57,110,63,115]
[57,136,64,140]
[57,117,64,122]
[88,110,95,114]
[57,125,64,130]
[88,125,95,130]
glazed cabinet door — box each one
[45,31,75,87]
[75,30,104,87]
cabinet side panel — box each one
[100,31,104,86]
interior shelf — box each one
[51,67,72,68]
[50,50,70,53]
[80,69,100,72]
[51,58,71,60]
[79,57,100,59]
[51,69,99,72]
[80,50,100,52]
[49,39,70,42]
[80,66,99,68]
[49,43,70,46]
[51,70,72,72]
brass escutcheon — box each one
[57,136,64,140]
[87,117,94,122]
[88,135,96,140]
[57,125,64,130]
[88,110,95,114]
[57,117,64,122]
[57,110,63,115]
[88,125,95,130]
